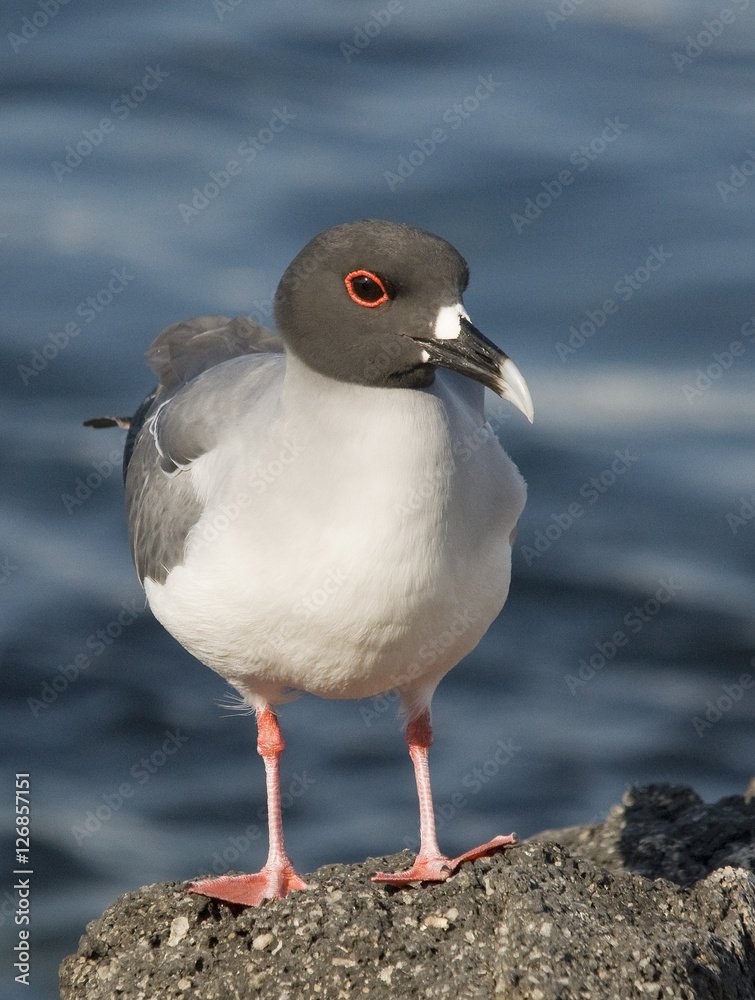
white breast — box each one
[144,357,526,711]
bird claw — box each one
[187,863,308,906]
[371,833,517,886]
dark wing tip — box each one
[83,416,132,429]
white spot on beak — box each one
[433,303,467,340]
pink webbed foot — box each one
[371,833,517,886]
[187,862,308,906]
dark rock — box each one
[60,784,755,1000]
[531,783,755,887]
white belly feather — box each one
[144,363,526,710]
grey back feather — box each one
[146,315,283,397]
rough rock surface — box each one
[60,784,755,1000]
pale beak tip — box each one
[498,356,534,423]
[517,396,535,424]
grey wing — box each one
[122,388,157,481]
[126,423,203,585]
[123,314,283,584]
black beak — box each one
[405,317,534,422]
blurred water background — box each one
[1,0,754,996]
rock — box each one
[60,783,755,1000]
[531,783,755,886]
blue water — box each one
[2,1,755,996]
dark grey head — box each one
[274,220,533,420]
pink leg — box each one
[187,708,308,906]
[372,709,517,886]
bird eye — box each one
[344,270,390,307]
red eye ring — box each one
[344,270,390,307]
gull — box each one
[88,220,533,904]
